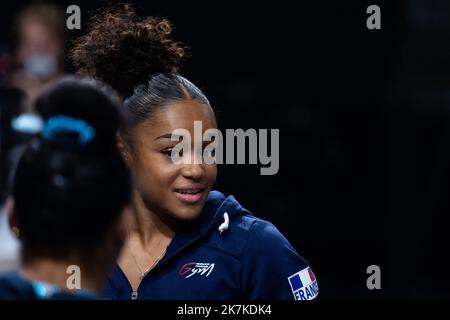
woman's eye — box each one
[162,149,172,157]
[162,148,183,158]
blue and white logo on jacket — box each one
[288,267,319,300]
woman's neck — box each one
[20,258,101,295]
[129,190,175,250]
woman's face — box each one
[17,21,63,63]
[125,100,217,222]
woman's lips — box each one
[174,188,205,204]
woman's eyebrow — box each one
[154,133,183,141]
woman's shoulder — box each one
[0,272,36,299]
[0,272,97,300]
[215,197,317,300]
[237,215,296,253]
[207,191,300,256]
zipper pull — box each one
[131,291,138,300]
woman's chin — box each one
[173,206,203,221]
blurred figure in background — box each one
[9,2,66,113]
[1,2,66,273]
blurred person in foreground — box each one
[0,77,131,299]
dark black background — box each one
[2,0,450,299]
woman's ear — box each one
[6,197,20,238]
[117,134,132,168]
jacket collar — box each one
[107,190,246,289]
[156,190,244,266]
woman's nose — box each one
[181,163,204,180]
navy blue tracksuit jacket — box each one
[103,191,318,300]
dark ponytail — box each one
[12,76,131,262]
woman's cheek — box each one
[207,164,218,184]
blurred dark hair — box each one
[0,88,27,204]
[70,3,212,144]
[12,76,131,262]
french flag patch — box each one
[288,267,319,300]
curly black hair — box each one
[71,3,213,140]
[71,3,186,98]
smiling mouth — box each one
[174,188,206,203]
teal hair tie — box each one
[42,115,96,146]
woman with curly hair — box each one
[71,4,318,300]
